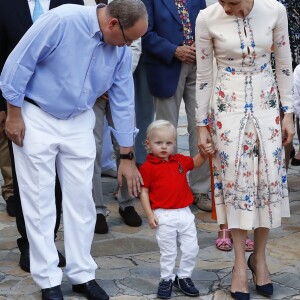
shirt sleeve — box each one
[273,2,294,114]
[141,0,178,65]
[139,163,151,188]
[195,10,213,126]
[177,154,194,172]
[0,12,63,107]
[294,65,300,118]
[108,47,138,147]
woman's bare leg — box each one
[230,229,248,293]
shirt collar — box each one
[146,153,177,164]
[89,4,105,40]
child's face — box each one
[146,128,176,160]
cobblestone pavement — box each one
[1,0,300,299]
[1,102,300,299]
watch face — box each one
[128,152,134,160]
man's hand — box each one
[118,159,144,197]
[281,113,295,146]
[175,45,196,64]
[0,111,6,138]
[5,104,25,146]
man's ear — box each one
[107,18,118,30]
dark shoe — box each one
[19,247,30,272]
[247,253,273,297]
[157,279,173,299]
[95,214,109,234]
[6,195,16,217]
[119,206,142,227]
[173,276,199,297]
[72,279,109,300]
[291,157,300,166]
[230,291,250,300]
[42,285,63,300]
[19,248,65,273]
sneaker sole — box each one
[173,283,199,297]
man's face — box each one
[104,17,148,47]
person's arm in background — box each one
[195,10,214,154]
[131,38,141,73]
[294,65,300,120]
[273,2,295,145]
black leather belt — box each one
[24,97,40,107]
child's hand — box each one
[148,214,159,229]
[205,142,215,155]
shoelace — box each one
[182,278,194,287]
[159,280,172,290]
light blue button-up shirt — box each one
[0,4,137,147]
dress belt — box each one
[24,97,40,108]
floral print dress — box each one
[195,0,293,230]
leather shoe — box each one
[42,285,63,300]
[95,214,109,234]
[72,279,109,300]
[119,206,142,227]
[6,195,16,217]
[20,248,66,273]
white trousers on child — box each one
[154,206,199,281]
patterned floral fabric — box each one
[278,0,300,69]
[195,0,293,229]
[174,0,194,46]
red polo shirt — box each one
[139,154,194,209]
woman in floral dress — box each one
[195,0,294,298]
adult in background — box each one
[0,0,84,274]
[0,0,148,299]
[141,0,212,212]
[196,0,294,299]
[92,0,143,234]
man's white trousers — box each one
[13,102,98,288]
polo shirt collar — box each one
[89,4,105,40]
[146,154,177,164]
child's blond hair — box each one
[146,120,177,140]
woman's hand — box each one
[281,113,295,146]
[197,126,214,155]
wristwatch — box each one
[119,151,135,160]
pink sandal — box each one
[215,229,232,251]
[245,238,254,252]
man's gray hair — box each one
[107,0,148,29]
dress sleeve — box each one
[294,65,300,118]
[195,10,213,126]
[273,2,294,114]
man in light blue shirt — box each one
[0,1,148,299]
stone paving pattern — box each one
[1,0,300,299]
[1,100,300,299]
